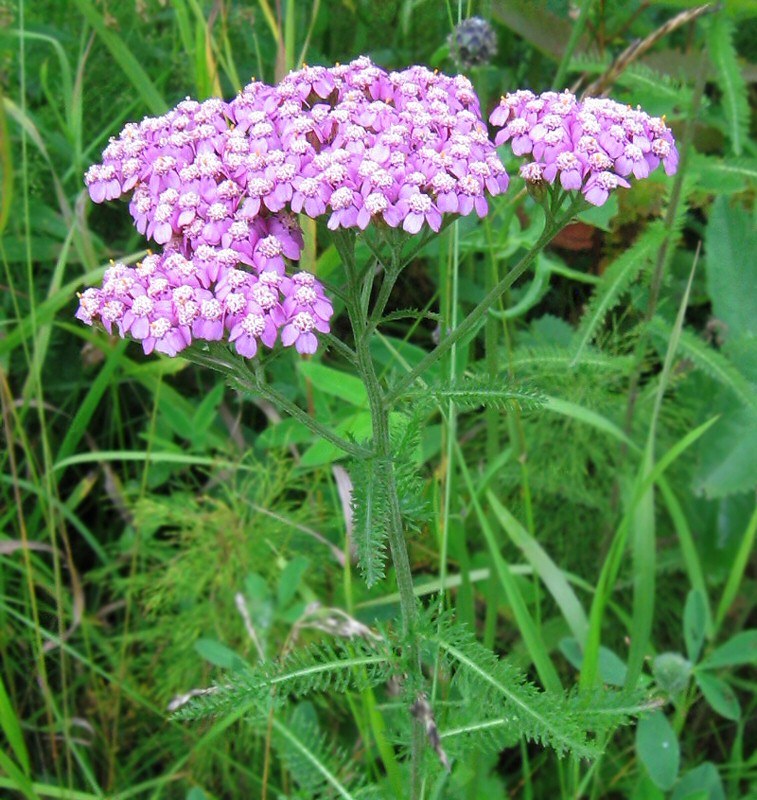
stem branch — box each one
[386,198,585,405]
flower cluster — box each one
[76,255,332,357]
[78,57,510,357]
[490,90,679,206]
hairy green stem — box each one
[338,232,420,635]
[337,228,424,797]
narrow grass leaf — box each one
[0,84,13,235]
[71,0,168,115]
[581,416,718,690]
[0,474,109,564]
[626,256,697,689]
[56,340,128,466]
[658,478,713,639]
[0,674,30,774]
[0,753,39,800]
[683,589,707,663]
[53,450,262,472]
[487,491,589,645]
[715,503,757,631]
[458,454,562,693]
[543,396,639,452]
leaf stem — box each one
[182,344,370,459]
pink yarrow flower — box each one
[490,90,678,206]
[79,57,515,358]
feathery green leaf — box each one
[571,223,668,364]
[707,16,749,156]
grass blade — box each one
[626,254,698,688]
[487,491,589,645]
[71,0,168,115]
[457,453,562,693]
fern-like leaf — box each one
[648,316,757,412]
[569,54,693,108]
[571,223,668,364]
[422,618,601,759]
[391,413,431,531]
[274,707,374,800]
[350,413,431,586]
[510,345,633,376]
[350,453,392,586]
[707,16,749,156]
[691,153,757,193]
[173,638,393,722]
[409,376,545,413]
[612,63,693,108]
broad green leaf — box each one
[489,493,588,644]
[684,589,707,663]
[700,630,757,670]
[558,638,628,687]
[695,672,740,720]
[576,193,618,231]
[194,638,247,671]
[298,411,372,467]
[705,196,757,340]
[298,361,368,407]
[278,556,310,608]
[631,775,665,800]
[636,711,680,790]
[671,762,725,800]
[693,404,757,498]
[258,418,315,448]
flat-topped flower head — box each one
[490,89,678,206]
[79,56,514,358]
